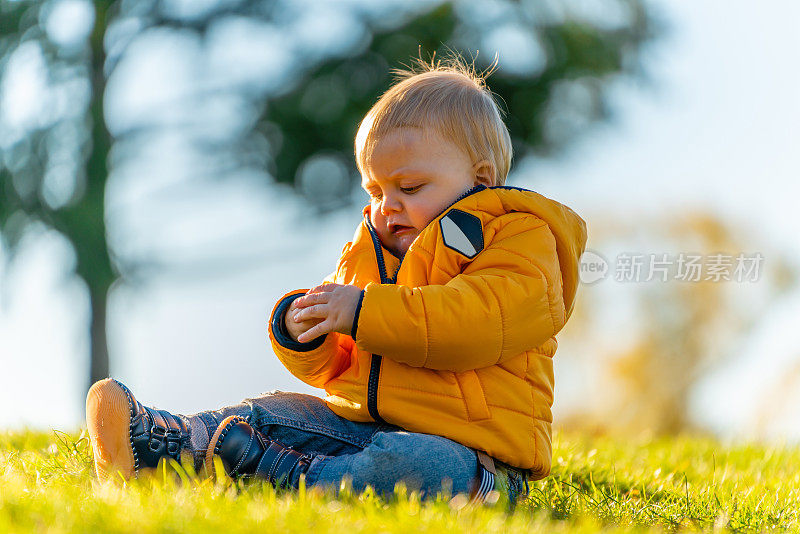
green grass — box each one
[1,428,798,533]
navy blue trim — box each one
[271,293,326,352]
[350,289,365,340]
[364,220,392,284]
[363,221,389,423]
[491,185,534,193]
[367,354,385,423]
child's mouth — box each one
[390,224,414,236]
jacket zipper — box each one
[365,220,390,423]
[361,184,491,424]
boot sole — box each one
[86,378,135,481]
[205,415,247,476]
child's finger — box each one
[306,284,328,295]
[297,319,332,343]
[306,283,338,295]
[295,292,330,308]
[294,304,328,322]
[292,318,320,332]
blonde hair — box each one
[355,57,513,185]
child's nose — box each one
[380,195,402,215]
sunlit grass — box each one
[1,428,798,532]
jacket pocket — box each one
[455,370,491,421]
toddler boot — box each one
[86,378,192,481]
[206,415,313,488]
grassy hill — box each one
[1,428,797,532]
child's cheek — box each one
[370,209,389,236]
[370,205,386,228]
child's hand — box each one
[285,298,322,343]
[292,283,362,343]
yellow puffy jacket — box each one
[268,186,587,478]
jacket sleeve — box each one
[353,216,567,372]
[269,283,356,389]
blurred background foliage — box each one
[0,0,661,394]
[559,212,796,435]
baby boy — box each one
[86,59,587,504]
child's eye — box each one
[401,185,422,194]
[368,190,383,201]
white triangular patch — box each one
[441,216,477,257]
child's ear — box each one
[472,160,496,187]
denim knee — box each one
[309,430,478,498]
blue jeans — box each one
[189,390,528,504]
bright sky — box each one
[1,0,799,438]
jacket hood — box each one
[455,186,588,320]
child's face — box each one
[361,127,492,257]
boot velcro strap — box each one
[254,442,289,482]
[145,407,186,456]
[273,449,304,488]
[253,442,305,487]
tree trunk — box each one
[89,288,109,389]
[78,0,115,393]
